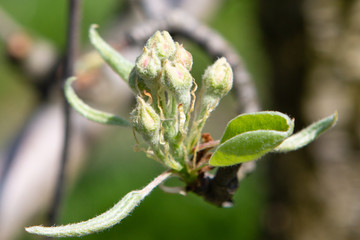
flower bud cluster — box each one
[129,31,233,171]
[129,31,193,103]
[129,31,194,170]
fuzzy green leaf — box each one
[210,111,294,166]
[26,171,172,237]
[89,24,134,82]
[64,77,130,126]
[273,112,337,152]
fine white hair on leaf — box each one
[25,171,171,237]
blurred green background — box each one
[0,0,270,239]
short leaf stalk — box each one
[26,25,338,238]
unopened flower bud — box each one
[146,31,176,60]
[202,57,233,99]
[135,47,161,82]
[162,60,192,92]
[162,60,193,109]
[131,97,160,145]
[174,43,193,71]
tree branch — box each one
[47,0,81,228]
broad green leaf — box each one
[220,111,293,143]
[273,112,337,152]
[210,111,294,166]
[26,171,172,237]
[64,77,130,126]
[89,25,134,82]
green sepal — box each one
[64,77,130,126]
[89,24,134,82]
[273,112,337,152]
[210,111,294,166]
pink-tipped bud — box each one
[202,57,233,99]
[174,43,193,71]
[162,60,193,110]
[162,60,192,93]
[146,31,176,60]
[135,47,161,81]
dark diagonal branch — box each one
[47,0,81,228]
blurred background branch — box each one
[47,0,81,230]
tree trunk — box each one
[258,0,360,239]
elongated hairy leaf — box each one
[210,111,294,166]
[89,24,134,82]
[274,112,337,152]
[65,77,130,126]
[26,171,171,237]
